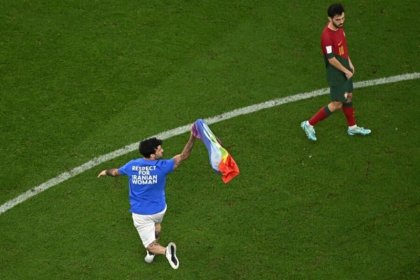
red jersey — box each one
[320,25,349,59]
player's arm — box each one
[173,131,196,169]
[328,56,353,79]
[97,168,121,178]
[322,33,353,79]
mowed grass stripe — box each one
[1,72,419,215]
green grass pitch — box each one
[1,0,419,279]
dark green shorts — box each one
[330,78,354,102]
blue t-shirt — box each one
[118,158,175,215]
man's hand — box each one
[97,170,107,178]
[345,70,353,79]
[191,123,200,139]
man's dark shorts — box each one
[330,78,353,102]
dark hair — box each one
[327,3,345,18]
[139,137,162,158]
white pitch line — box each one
[1,72,419,215]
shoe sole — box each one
[348,131,371,136]
[166,242,179,269]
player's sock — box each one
[342,102,356,126]
[308,106,332,126]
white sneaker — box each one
[347,126,371,136]
[144,250,155,264]
[301,120,317,141]
[165,242,179,269]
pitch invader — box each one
[301,3,371,141]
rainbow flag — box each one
[192,119,239,183]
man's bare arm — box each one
[328,56,353,79]
[97,168,120,178]
[173,132,196,169]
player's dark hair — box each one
[327,3,345,18]
[139,137,162,158]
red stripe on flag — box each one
[218,154,240,183]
